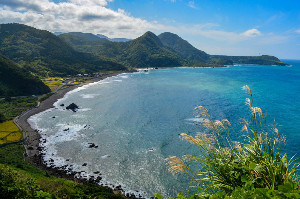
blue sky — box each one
[0,0,299,59]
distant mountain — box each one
[110,38,131,42]
[60,30,286,67]
[63,32,106,42]
[158,32,286,66]
[210,55,287,66]
[53,32,64,36]
[0,54,50,97]
[96,34,131,42]
[59,31,182,68]
[0,23,127,76]
[158,32,209,65]
[96,34,109,40]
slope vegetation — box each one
[0,54,50,97]
[158,32,210,65]
[60,31,286,67]
[59,31,182,68]
[0,23,127,76]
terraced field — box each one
[0,120,22,145]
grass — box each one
[0,91,125,198]
[0,143,125,198]
[0,97,37,121]
[162,85,300,199]
[41,77,65,91]
[0,120,22,145]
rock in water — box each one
[66,103,79,112]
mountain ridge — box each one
[59,30,287,67]
[0,54,50,97]
[0,23,127,77]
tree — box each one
[0,113,6,123]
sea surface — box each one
[29,60,300,198]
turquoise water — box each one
[29,60,300,197]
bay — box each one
[29,60,300,198]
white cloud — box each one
[168,25,263,43]
[0,0,290,56]
[187,1,198,9]
[242,29,262,37]
[0,0,157,38]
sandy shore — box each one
[14,72,139,197]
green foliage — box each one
[59,31,183,68]
[0,96,37,121]
[0,113,5,123]
[38,93,54,103]
[63,32,106,42]
[60,30,287,68]
[0,54,50,97]
[209,55,287,66]
[156,185,300,199]
[163,85,299,198]
[158,32,209,66]
[0,23,127,77]
[0,144,125,199]
[214,58,233,66]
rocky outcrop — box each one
[66,103,79,112]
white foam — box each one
[28,108,55,130]
[101,155,110,159]
[77,108,91,112]
[53,74,128,108]
[80,94,99,99]
[38,123,86,169]
[185,118,206,123]
[27,72,155,198]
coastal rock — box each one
[88,143,95,148]
[88,143,98,148]
[27,146,34,150]
[66,103,79,112]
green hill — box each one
[63,32,106,42]
[0,23,127,77]
[210,55,287,66]
[0,54,50,97]
[59,31,182,68]
[60,30,286,67]
[158,32,209,65]
[158,32,286,66]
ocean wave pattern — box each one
[28,61,300,198]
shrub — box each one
[163,85,300,198]
[0,113,6,123]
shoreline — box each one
[14,71,139,198]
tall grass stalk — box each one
[166,85,299,196]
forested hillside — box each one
[59,31,183,68]
[60,30,287,67]
[0,23,127,77]
[0,54,50,97]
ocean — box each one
[28,60,300,198]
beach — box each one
[14,71,133,196]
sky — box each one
[0,0,299,59]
